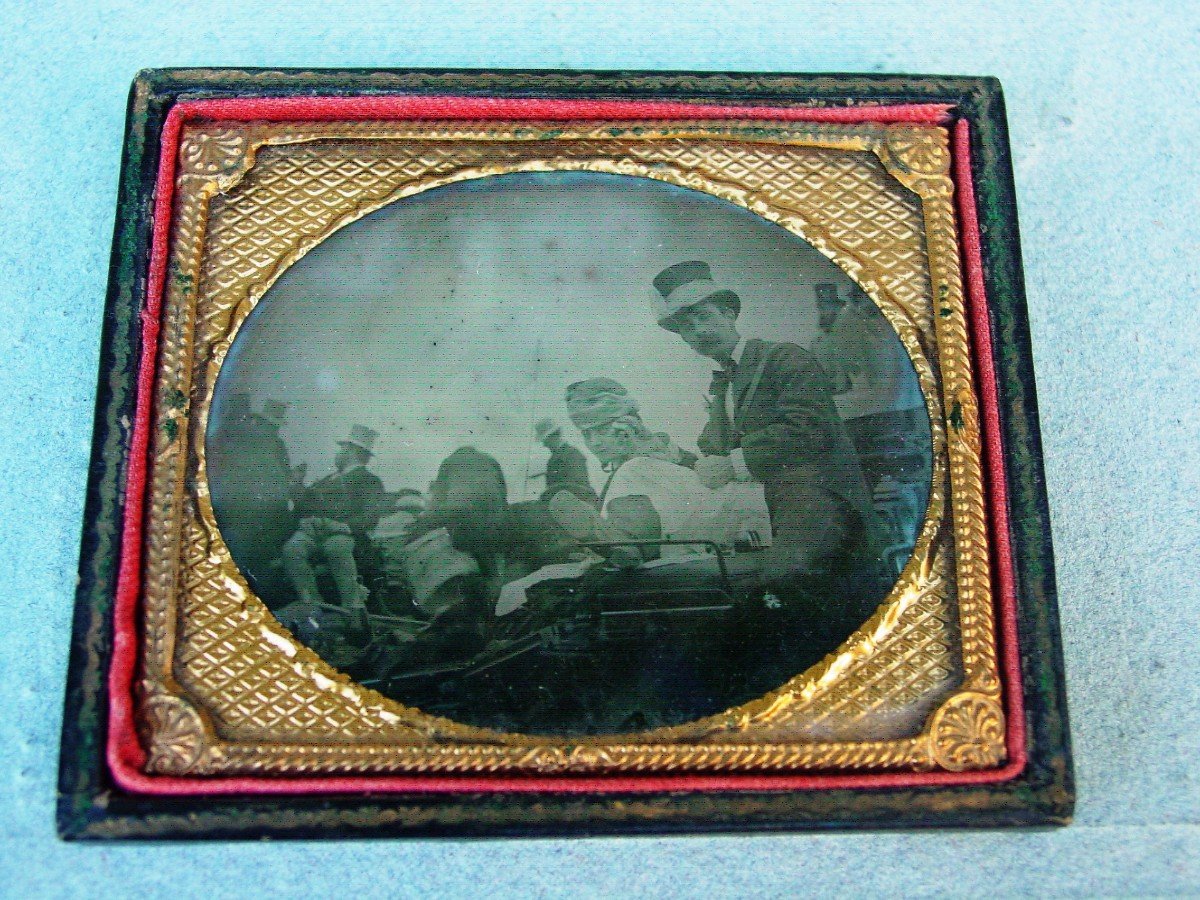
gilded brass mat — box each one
[136,120,1002,776]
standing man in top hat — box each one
[247,399,296,570]
[209,395,296,592]
[208,391,261,578]
[252,400,292,480]
[281,424,387,612]
[650,261,883,582]
[534,417,597,503]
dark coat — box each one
[208,414,295,580]
[697,338,883,567]
[209,415,291,512]
[295,465,386,540]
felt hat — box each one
[338,424,378,456]
[651,261,741,332]
[565,378,639,431]
[534,417,563,443]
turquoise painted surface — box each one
[1,1,1197,895]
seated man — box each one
[279,425,386,632]
[379,446,577,658]
[534,417,597,503]
[553,377,716,560]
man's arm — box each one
[547,491,659,566]
[696,406,726,457]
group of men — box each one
[212,260,886,649]
[533,260,882,584]
[208,411,395,620]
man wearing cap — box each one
[280,424,387,613]
[559,377,713,559]
[535,417,596,503]
[651,261,883,581]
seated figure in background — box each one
[535,417,597,503]
[279,425,386,637]
[370,488,426,588]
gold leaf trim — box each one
[134,120,1002,777]
[928,691,1007,771]
[140,692,214,774]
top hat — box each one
[651,261,741,332]
[534,417,563,443]
[338,424,378,456]
[259,399,288,428]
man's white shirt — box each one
[602,456,716,556]
[601,456,771,556]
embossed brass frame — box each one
[59,69,1073,839]
[137,118,1002,777]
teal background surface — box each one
[2,1,1198,895]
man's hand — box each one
[695,454,736,489]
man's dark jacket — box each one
[697,338,883,563]
[295,465,386,540]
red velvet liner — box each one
[106,96,1023,796]
[149,95,956,125]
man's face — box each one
[542,430,563,450]
[581,422,633,468]
[673,301,740,362]
[333,445,353,472]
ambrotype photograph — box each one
[59,73,1071,838]
[205,171,932,735]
